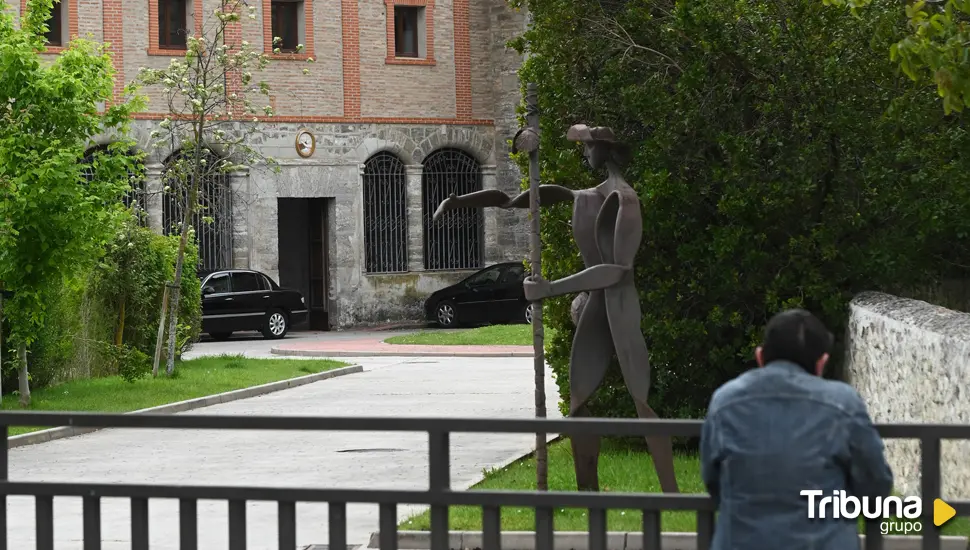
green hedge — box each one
[2,217,202,392]
[514,0,970,420]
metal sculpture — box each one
[433,124,679,493]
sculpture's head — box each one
[567,124,631,170]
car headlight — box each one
[301,296,305,304]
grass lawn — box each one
[384,324,556,346]
[2,355,348,437]
[401,439,970,536]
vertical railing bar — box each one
[82,496,101,550]
[180,498,198,550]
[921,436,942,550]
[35,495,54,550]
[429,430,451,550]
[278,501,297,550]
[0,425,7,550]
[535,506,554,550]
[588,508,607,550]
[696,511,714,550]
[131,498,150,550]
[642,510,660,550]
[329,502,347,550]
[864,518,883,550]
[379,502,398,550]
[482,506,501,550]
[228,500,247,550]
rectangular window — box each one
[271,0,302,53]
[158,0,188,49]
[44,0,65,46]
[394,6,419,58]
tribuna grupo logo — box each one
[801,490,922,535]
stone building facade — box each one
[9,0,531,328]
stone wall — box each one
[126,118,529,328]
[845,291,970,499]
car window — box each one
[231,272,263,293]
[259,274,275,290]
[467,266,505,287]
[205,272,231,294]
[501,265,525,284]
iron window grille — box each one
[81,146,150,227]
[161,151,234,271]
[422,148,484,271]
[363,152,409,273]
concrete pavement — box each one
[7,354,562,550]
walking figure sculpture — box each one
[433,124,679,493]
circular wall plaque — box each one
[296,130,316,158]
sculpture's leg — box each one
[604,285,680,493]
[570,404,601,491]
[568,290,614,492]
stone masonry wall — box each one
[845,291,970,498]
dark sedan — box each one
[200,269,308,340]
[424,262,533,328]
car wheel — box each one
[210,332,233,341]
[523,303,534,325]
[435,301,458,328]
[262,309,289,339]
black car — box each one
[200,269,308,340]
[424,262,533,328]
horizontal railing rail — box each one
[1,412,969,550]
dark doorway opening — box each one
[277,198,332,331]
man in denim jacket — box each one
[700,309,893,549]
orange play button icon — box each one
[934,499,956,527]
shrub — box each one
[514,0,970,420]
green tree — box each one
[137,1,299,377]
[513,0,970,420]
[0,0,142,406]
[826,0,970,114]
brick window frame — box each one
[148,0,203,57]
[21,0,78,54]
[384,0,435,66]
[262,0,314,61]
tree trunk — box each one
[17,341,29,408]
[115,294,126,347]
[526,83,548,491]
[151,284,170,377]
[165,170,199,376]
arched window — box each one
[161,150,233,271]
[421,148,483,270]
[363,152,408,273]
[81,145,149,225]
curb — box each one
[369,531,969,550]
[8,364,363,449]
[270,348,534,358]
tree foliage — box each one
[827,0,970,114]
[137,0,298,376]
[0,0,142,404]
[513,0,970,419]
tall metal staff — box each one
[515,82,547,491]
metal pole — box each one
[526,82,548,491]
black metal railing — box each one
[1,412,969,550]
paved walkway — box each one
[7,355,562,550]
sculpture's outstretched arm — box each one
[524,264,630,301]
[432,185,575,222]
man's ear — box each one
[755,346,765,368]
[815,353,830,377]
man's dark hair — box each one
[761,309,834,373]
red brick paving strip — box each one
[272,336,533,357]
